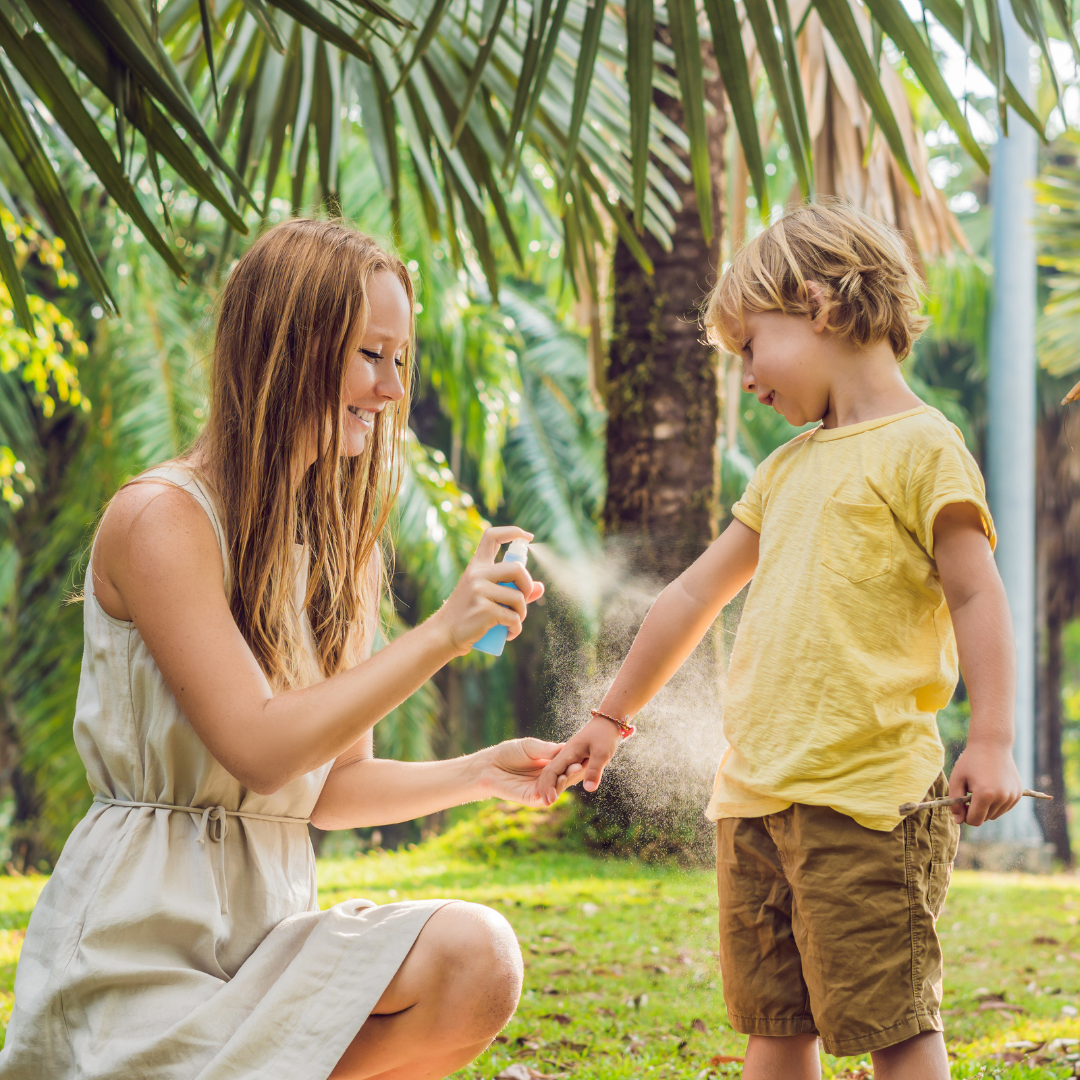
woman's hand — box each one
[478,738,584,807]
[429,526,545,655]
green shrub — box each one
[426,800,573,864]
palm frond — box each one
[0,0,1061,312]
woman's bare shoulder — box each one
[93,473,223,621]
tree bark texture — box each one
[1034,394,1080,865]
[603,42,727,583]
[579,45,729,863]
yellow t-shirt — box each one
[705,405,995,832]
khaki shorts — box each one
[716,773,960,1057]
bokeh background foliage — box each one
[0,0,1078,869]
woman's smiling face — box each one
[340,269,410,459]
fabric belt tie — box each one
[93,796,310,916]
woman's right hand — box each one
[429,526,544,656]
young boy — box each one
[537,202,1022,1079]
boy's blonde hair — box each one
[705,200,929,361]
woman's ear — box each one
[805,281,829,333]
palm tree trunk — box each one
[1035,397,1078,865]
[1036,609,1070,863]
[603,42,727,582]
[577,45,728,862]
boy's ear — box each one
[805,280,829,333]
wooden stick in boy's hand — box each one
[899,789,1051,815]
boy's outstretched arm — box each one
[536,519,760,806]
[934,502,1023,826]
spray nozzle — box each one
[506,538,530,561]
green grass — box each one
[1,812,1079,1078]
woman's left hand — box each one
[480,738,585,807]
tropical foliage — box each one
[0,0,1076,866]
[0,114,605,862]
[0,0,1068,334]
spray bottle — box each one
[471,538,530,657]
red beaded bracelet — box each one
[589,708,636,739]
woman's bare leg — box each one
[329,902,523,1080]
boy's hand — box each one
[535,717,623,806]
[947,741,1023,826]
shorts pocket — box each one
[928,807,959,919]
[821,498,893,583]
[927,861,952,919]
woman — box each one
[0,219,579,1080]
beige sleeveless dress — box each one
[0,464,450,1080]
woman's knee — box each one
[429,902,523,1029]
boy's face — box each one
[736,307,832,428]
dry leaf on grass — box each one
[978,1000,1026,1014]
[495,1066,569,1080]
[833,1067,873,1080]
[691,1018,708,1034]
[540,1014,572,1025]
[710,1054,744,1065]
[1033,935,1061,946]
[549,946,576,956]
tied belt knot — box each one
[93,796,310,916]
[196,804,229,845]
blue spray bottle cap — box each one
[470,538,530,657]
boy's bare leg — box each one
[743,1034,821,1080]
[870,1031,950,1079]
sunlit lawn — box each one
[1,815,1079,1077]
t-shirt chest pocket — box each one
[821,497,893,583]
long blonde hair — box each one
[191,218,413,690]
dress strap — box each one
[94,797,310,915]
